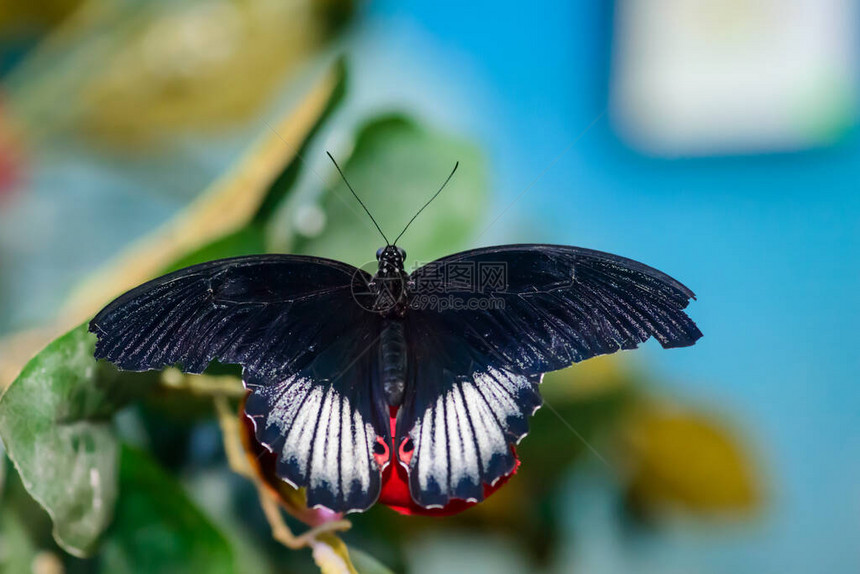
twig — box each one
[213,396,351,550]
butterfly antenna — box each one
[393,161,459,245]
[326,151,389,245]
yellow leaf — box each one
[0,1,82,33]
[5,0,350,145]
[540,354,631,401]
[620,403,761,515]
[313,533,358,574]
[78,0,342,144]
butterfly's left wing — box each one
[398,244,702,507]
[90,255,390,512]
[244,322,389,512]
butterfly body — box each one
[91,243,702,513]
[379,319,408,407]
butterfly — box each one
[90,154,702,514]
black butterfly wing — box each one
[398,244,702,507]
[397,312,542,508]
[244,321,389,512]
[90,255,390,512]
[91,255,365,378]
[408,244,702,374]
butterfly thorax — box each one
[373,245,410,318]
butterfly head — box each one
[376,245,406,274]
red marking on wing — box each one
[373,436,390,468]
[378,407,519,517]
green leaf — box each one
[100,445,236,574]
[0,441,6,495]
[349,546,396,574]
[0,507,38,573]
[297,114,487,267]
[0,324,155,557]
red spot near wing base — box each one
[379,407,519,517]
[373,437,390,467]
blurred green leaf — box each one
[0,460,59,566]
[100,445,236,574]
[299,114,486,267]
[348,546,396,574]
[0,324,155,557]
[0,441,6,496]
[0,506,38,573]
[518,379,632,488]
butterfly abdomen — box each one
[379,320,408,407]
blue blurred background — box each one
[351,3,860,571]
[0,1,857,572]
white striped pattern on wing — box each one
[409,367,541,504]
[257,375,378,508]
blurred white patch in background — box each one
[611,0,859,156]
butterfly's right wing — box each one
[397,244,702,508]
[90,255,390,512]
[407,244,702,375]
[396,313,541,508]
